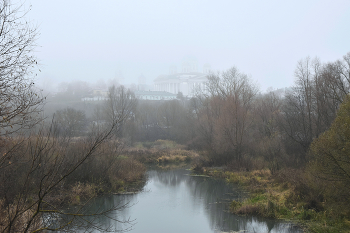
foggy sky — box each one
[27,0,350,92]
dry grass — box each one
[0,200,43,232]
[126,142,199,165]
[134,139,184,150]
[208,167,350,232]
[235,204,261,215]
[156,149,198,163]
[113,158,146,183]
[69,182,97,205]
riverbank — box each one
[71,138,350,233]
[202,167,350,233]
[28,156,147,209]
[63,140,199,206]
[123,140,200,165]
[67,167,301,233]
[0,136,148,232]
[67,159,146,205]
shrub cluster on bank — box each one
[0,130,147,232]
[124,140,199,165]
[201,166,350,233]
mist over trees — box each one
[1,1,350,230]
[0,1,140,231]
[35,52,350,199]
[38,52,350,176]
[39,52,350,169]
[0,0,349,231]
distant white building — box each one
[154,61,210,97]
[134,90,177,100]
[81,89,108,101]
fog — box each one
[2,1,350,231]
[26,0,350,92]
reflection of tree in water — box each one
[90,195,137,232]
[147,169,187,187]
[57,194,137,232]
[149,168,302,233]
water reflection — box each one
[69,168,302,233]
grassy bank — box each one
[125,140,199,165]
[202,167,350,233]
[52,140,198,206]
[0,134,148,232]
[0,136,147,206]
[61,156,146,206]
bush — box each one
[308,95,350,217]
[69,182,96,205]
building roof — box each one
[154,72,207,82]
[134,90,176,97]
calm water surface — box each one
[66,168,302,233]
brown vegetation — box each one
[203,166,350,232]
[0,130,147,232]
[1,1,350,230]
[124,140,199,166]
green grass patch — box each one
[205,168,350,232]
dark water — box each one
[60,168,302,233]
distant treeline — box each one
[48,52,349,168]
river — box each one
[60,167,303,233]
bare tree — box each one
[104,85,137,141]
[0,0,44,136]
[195,67,258,163]
[280,57,316,153]
[0,116,135,232]
[253,91,285,172]
[55,107,87,137]
[0,2,137,231]
[212,68,257,162]
[134,101,163,141]
[280,54,350,163]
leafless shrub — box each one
[0,0,44,136]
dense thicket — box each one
[308,95,350,215]
[0,1,140,228]
[113,52,350,170]
[45,52,350,173]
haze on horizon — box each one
[27,0,350,92]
